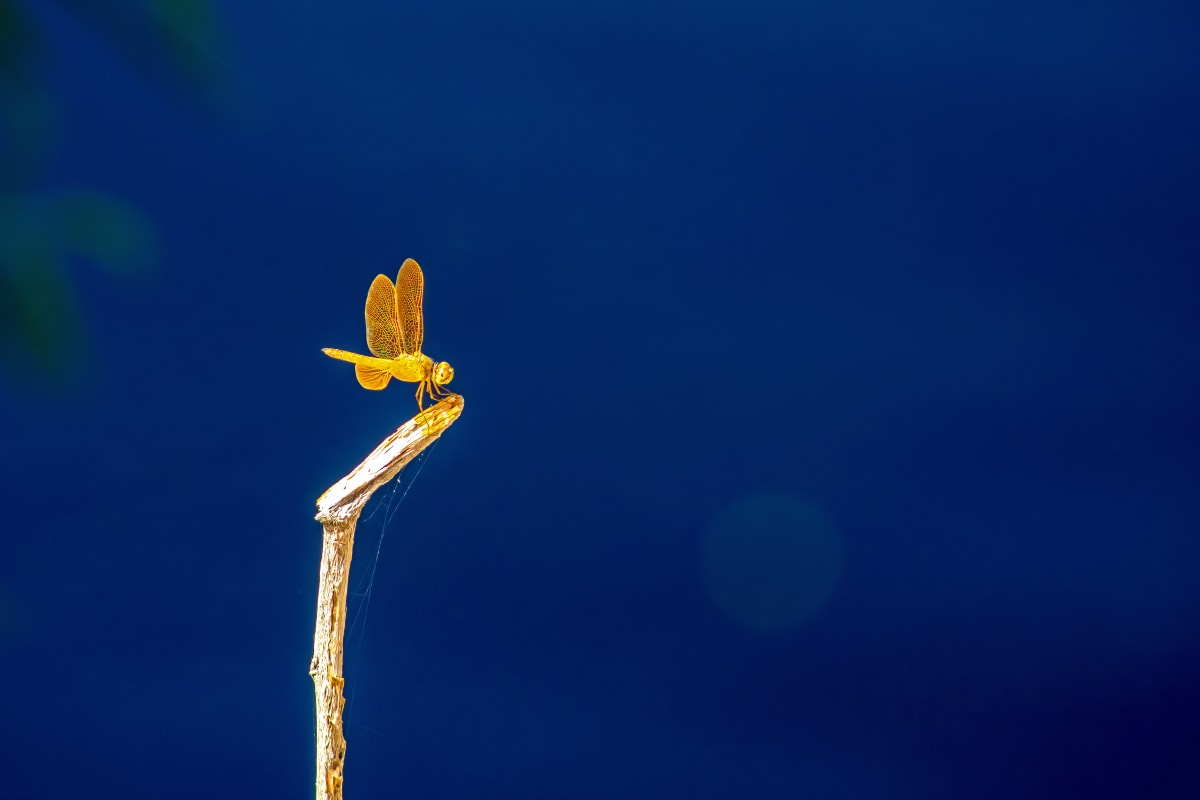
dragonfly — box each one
[322,258,455,410]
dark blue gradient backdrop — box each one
[2,2,1198,798]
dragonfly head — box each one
[433,361,454,388]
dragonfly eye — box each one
[434,362,454,386]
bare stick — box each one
[310,393,464,800]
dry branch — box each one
[310,393,464,800]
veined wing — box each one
[365,273,403,359]
[355,362,391,390]
[394,258,425,355]
[321,348,393,390]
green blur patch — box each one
[0,191,155,386]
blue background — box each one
[2,2,1198,797]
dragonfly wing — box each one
[355,361,391,390]
[365,274,403,358]
[394,258,425,354]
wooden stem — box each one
[310,393,464,800]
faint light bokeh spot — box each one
[701,492,844,634]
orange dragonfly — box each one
[322,258,454,410]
